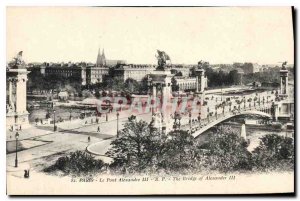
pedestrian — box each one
[85,121,88,124]
[19,125,22,131]
[97,126,100,133]
[24,170,30,178]
[88,136,91,142]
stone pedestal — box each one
[241,123,247,140]
[6,67,30,131]
[195,68,206,93]
[279,69,289,99]
[148,70,173,133]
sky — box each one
[6,7,294,65]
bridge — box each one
[175,102,275,138]
[191,107,272,138]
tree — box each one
[106,118,198,174]
[198,126,252,172]
[157,130,196,173]
[252,134,294,171]
[139,76,149,95]
[124,78,139,93]
[27,69,46,93]
[228,70,240,85]
[106,118,161,173]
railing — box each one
[178,103,274,136]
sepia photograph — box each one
[6,6,295,195]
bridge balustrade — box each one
[178,102,274,135]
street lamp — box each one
[15,132,19,168]
[189,112,192,131]
[178,115,182,130]
[173,112,177,130]
[198,112,201,127]
[207,107,210,122]
[151,99,155,115]
[116,112,120,138]
[69,109,72,121]
[53,109,56,131]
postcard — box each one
[6,6,294,195]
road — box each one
[7,110,153,174]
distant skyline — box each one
[7,7,294,65]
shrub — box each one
[44,151,105,175]
[252,134,294,172]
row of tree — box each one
[106,119,294,174]
[27,70,82,95]
[189,62,241,87]
[45,117,294,176]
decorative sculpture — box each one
[282,61,287,70]
[8,51,26,68]
[198,60,209,69]
[155,50,171,71]
[198,60,203,69]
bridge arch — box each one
[239,110,272,118]
[192,110,272,138]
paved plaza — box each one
[6,108,154,177]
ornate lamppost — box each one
[178,115,182,130]
[173,112,178,130]
[198,112,201,127]
[53,109,57,131]
[222,102,225,116]
[69,109,72,121]
[15,132,19,167]
[207,107,210,122]
[189,111,192,131]
[116,112,120,138]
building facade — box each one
[114,64,156,82]
[86,66,109,84]
[40,63,87,85]
[175,77,198,91]
[35,49,117,85]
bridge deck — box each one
[192,109,272,138]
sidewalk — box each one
[6,126,53,142]
[37,109,151,132]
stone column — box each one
[196,77,199,93]
[8,79,14,111]
[280,69,289,98]
[152,84,157,99]
[273,104,279,121]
